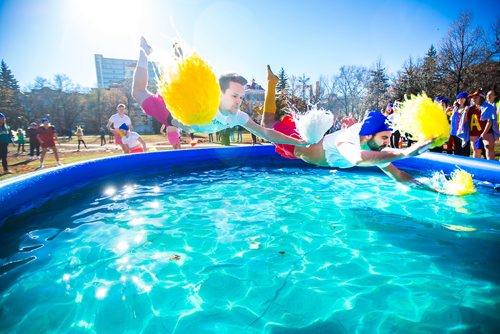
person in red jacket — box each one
[37,118,62,168]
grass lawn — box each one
[0,132,261,181]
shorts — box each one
[129,146,144,154]
[167,131,180,145]
[272,115,301,159]
[142,94,172,126]
[40,140,55,149]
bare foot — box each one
[267,65,279,83]
[140,36,153,56]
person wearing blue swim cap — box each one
[292,111,433,182]
[118,123,147,154]
[262,66,436,186]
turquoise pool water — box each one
[1,166,499,333]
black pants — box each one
[78,139,87,150]
[251,133,257,145]
[30,140,40,157]
[17,143,25,153]
[452,136,470,156]
[0,142,8,171]
[100,135,106,146]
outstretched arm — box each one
[379,163,416,183]
[338,138,433,167]
[243,119,308,146]
[380,163,448,193]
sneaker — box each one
[39,163,44,168]
[56,161,63,166]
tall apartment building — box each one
[94,54,160,133]
[94,54,159,89]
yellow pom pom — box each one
[394,93,450,147]
[445,169,476,196]
[431,169,476,196]
[159,52,220,126]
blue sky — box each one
[0,0,498,90]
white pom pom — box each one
[293,106,334,144]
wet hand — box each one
[404,138,434,157]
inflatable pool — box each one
[1,146,499,222]
[0,146,499,333]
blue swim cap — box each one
[456,92,468,100]
[0,113,5,118]
[119,123,129,131]
[41,117,49,123]
[359,111,392,136]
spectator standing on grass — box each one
[27,122,40,160]
[0,113,14,175]
[107,104,133,153]
[458,90,498,160]
[160,123,181,150]
[75,126,88,151]
[450,92,471,156]
[100,127,107,146]
[16,128,26,154]
[37,118,62,168]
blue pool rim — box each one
[1,145,499,223]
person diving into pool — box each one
[262,65,436,187]
[132,37,309,148]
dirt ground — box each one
[0,133,260,181]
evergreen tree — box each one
[393,57,421,101]
[364,59,391,111]
[275,67,288,120]
[419,45,440,97]
[0,60,26,128]
[276,67,288,92]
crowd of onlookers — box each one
[0,103,186,176]
[0,115,63,174]
[337,89,499,160]
[1,91,498,177]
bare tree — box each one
[487,17,500,59]
[288,75,300,107]
[333,65,368,118]
[297,73,310,109]
[438,11,489,95]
